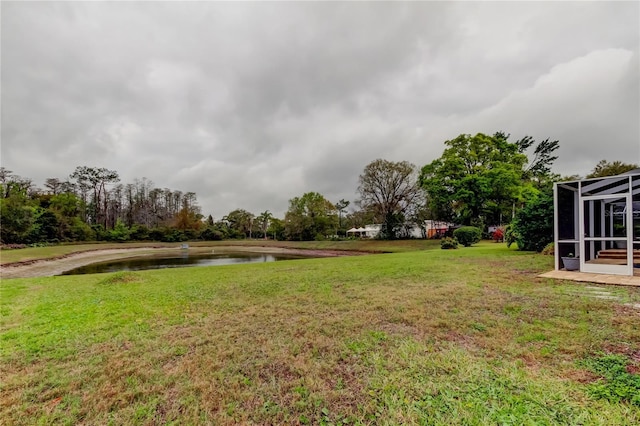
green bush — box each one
[107,220,130,242]
[453,226,481,247]
[68,218,95,241]
[440,237,458,249]
[510,190,553,252]
[199,228,223,241]
[148,227,187,242]
[129,225,150,241]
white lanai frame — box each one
[553,170,640,276]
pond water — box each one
[60,252,308,275]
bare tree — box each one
[357,159,422,239]
[70,166,119,227]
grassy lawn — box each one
[1,242,639,424]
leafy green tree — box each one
[357,159,422,239]
[267,217,285,240]
[586,160,639,178]
[31,209,60,242]
[508,189,554,252]
[47,192,85,241]
[284,192,337,240]
[0,194,36,243]
[223,209,255,238]
[0,170,37,244]
[257,210,273,239]
[419,132,558,227]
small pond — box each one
[61,252,309,275]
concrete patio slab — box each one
[539,270,640,287]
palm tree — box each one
[257,210,273,240]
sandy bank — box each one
[0,246,364,279]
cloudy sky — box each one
[2,1,639,219]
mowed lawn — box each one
[1,243,639,424]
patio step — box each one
[597,249,640,260]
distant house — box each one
[348,223,444,239]
[347,224,381,238]
[363,224,381,238]
[425,220,454,238]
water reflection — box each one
[61,252,306,275]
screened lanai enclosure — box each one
[554,169,640,276]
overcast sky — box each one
[2,1,639,219]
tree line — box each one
[2,132,636,247]
[0,166,202,244]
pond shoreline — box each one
[0,245,369,279]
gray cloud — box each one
[2,1,638,218]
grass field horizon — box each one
[2,242,639,424]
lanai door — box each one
[580,193,632,275]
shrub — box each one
[107,220,131,242]
[91,224,108,241]
[440,237,458,249]
[492,228,504,242]
[510,190,553,252]
[69,218,95,241]
[199,228,223,241]
[130,225,150,241]
[453,226,482,247]
[148,227,187,242]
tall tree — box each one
[70,166,119,227]
[257,210,273,239]
[335,199,350,234]
[284,192,337,240]
[357,159,422,239]
[223,209,255,238]
[267,217,285,240]
[419,132,558,227]
[44,178,63,195]
[0,170,37,244]
[586,160,639,178]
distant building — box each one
[347,222,454,239]
[347,224,381,238]
[425,220,454,238]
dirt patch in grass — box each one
[564,369,601,384]
[0,247,167,279]
[99,272,144,285]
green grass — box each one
[1,242,640,424]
